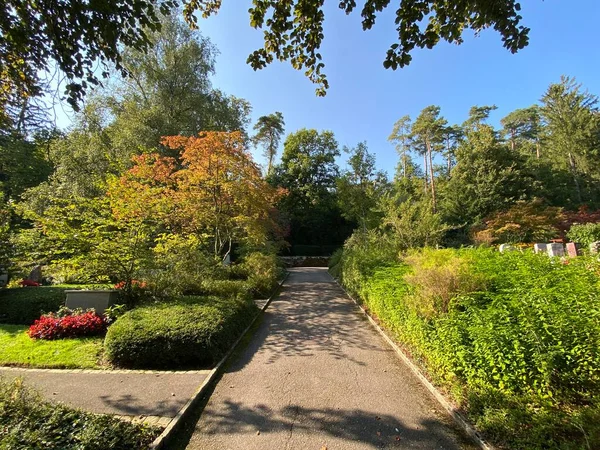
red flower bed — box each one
[28,311,107,340]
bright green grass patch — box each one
[0,324,103,369]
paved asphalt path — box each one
[0,368,209,418]
[186,267,474,450]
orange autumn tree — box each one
[110,131,284,260]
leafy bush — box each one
[338,229,399,296]
[239,252,282,298]
[0,377,159,449]
[145,233,221,297]
[0,287,65,325]
[104,295,258,369]
[199,279,253,299]
[328,248,343,279]
[567,222,600,248]
[403,248,487,317]
[28,309,107,340]
[472,200,563,245]
[380,197,450,249]
[338,246,600,449]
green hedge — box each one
[337,244,600,449]
[0,377,158,449]
[0,284,112,325]
[104,295,258,369]
[0,287,65,325]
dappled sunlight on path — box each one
[185,267,473,450]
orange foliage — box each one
[109,132,284,255]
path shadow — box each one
[99,394,186,417]
[228,268,385,372]
[199,400,464,449]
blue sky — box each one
[194,0,600,175]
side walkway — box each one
[186,267,474,450]
[0,367,209,425]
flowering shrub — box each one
[114,279,147,290]
[113,279,148,306]
[28,310,107,340]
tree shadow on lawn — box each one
[0,323,29,338]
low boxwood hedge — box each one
[0,377,159,449]
[0,287,65,325]
[104,294,258,369]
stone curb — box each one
[331,274,494,450]
[149,272,291,450]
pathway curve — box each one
[186,267,474,450]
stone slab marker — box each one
[499,244,518,253]
[28,265,43,283]
[534,243,548,254]
[65,290,119,314]
[547,243,565,257]
[566,242,581,257]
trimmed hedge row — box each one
[104,293,258,369]
[0,287,65,325]
[0,377,159,449]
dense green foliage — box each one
[269,128,355,249]
[0,377,159,449]
[0,287,66,325]
[104,294,258,369]
[335,244,600,449]
[567,223,600,249]
[0,324,103,369]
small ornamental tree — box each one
[110,131,285,261]
[472,200,563,245]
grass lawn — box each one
[0,324,104,369]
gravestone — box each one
[590,241,600,254]
[28,265,43,284]
[65,290,119,315]
[499,244,518,253]
[566,242,581,257]
[547,243,565,257]
[533,243,548,254]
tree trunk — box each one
[427,143,436,212]
[510,129,516,152]
[536,140,540,159]
[423,153,428,196]
[568,152,583,203]
[403,148,407,178]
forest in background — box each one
[1,13,600,282]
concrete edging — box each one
[331,275,494,450]
[149,272,291,449]
[0,366,210,375]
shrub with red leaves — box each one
[114,279,147,290]
[28,311,107,340]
